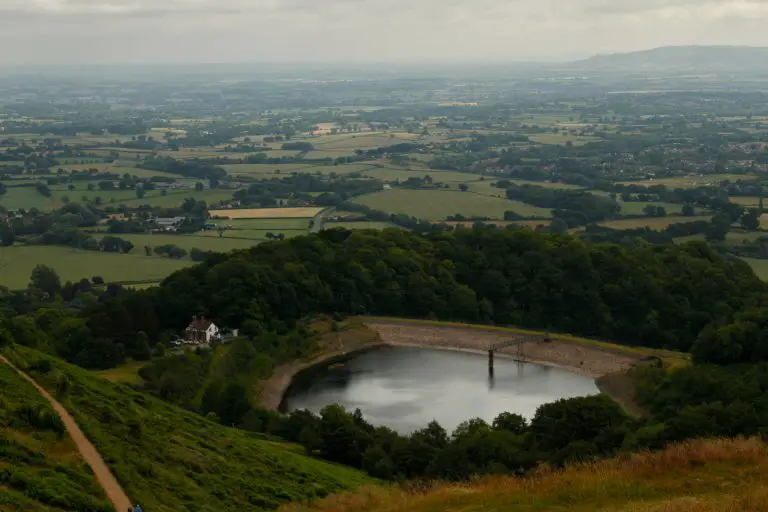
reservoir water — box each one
[281,346,599,434]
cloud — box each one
[3,0,768,64]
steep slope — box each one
[2,346,373,512]
[284,437,768,512]
[0,361,113,512]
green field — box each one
[324,221,402,230]
[0,187,55,210]
[0,246,191,289]
[223,218,313,230]
[363,168,480,183]
[3,346,373,512]
[529,133,600,145]
[617,174,757,189]
[0,362,113,511]
[221,163,314,176]
[311,132,417,150]
[93,233,259,252]
[0,185,237,212]
[351,189,552,220]
[116,189,236,208]
[742,257,768,281]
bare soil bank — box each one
[260,319,642,411]
[367,322,639,379]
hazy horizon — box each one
[4,0,768,65]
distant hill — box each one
[569,45,768,74]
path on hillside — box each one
[0,355,133,512]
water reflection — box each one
[282,346,598,434]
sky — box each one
[3,0,768,65]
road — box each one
[310,207,335,233]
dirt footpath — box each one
[365,322,639,379]
[1,355,133,512]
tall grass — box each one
[283,437,768,512]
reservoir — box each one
[281,346,599,434]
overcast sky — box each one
[3,0,768,65]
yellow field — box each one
[209,207,324,219]
[731,196,762,206]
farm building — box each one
[185,316,220,344]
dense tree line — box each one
[232,174,381,207]
[138,157,227,181]
[504,184,621,227]
[71,228,766,369]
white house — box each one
[185,316,219,344]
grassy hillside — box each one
[2,346,373,512]
[0,362,113,511]
[285,437,768,512]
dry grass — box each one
[209,207,324,219]
[284,438,768,512]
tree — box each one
[144,245,152,256]
[549,218,569,234]
[87,183,95,191]
[30,265,61,297]
[134,331,151,361]
[459,183,469,192]
[531,395,627,453]
[643,204,661,217]
[195,182,205,192]
[35,183,52,197]
[136,187,146,199]
[493,412,528,434]
[0,225,15,247]
[682,204,695,216]
[740,208,761,231]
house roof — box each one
[187,317,214,331]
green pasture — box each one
[92,233,258,252]
[363,168,481,183]
[617,174,757,189]
[0,245,191,289]
[323,221,402,230]
[352,189,552,220]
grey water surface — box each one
[281,346,599,434]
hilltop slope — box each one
[572,45,768,74]
[0,362,113,511]
[285,437,768,512]
[2,346,372,512]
